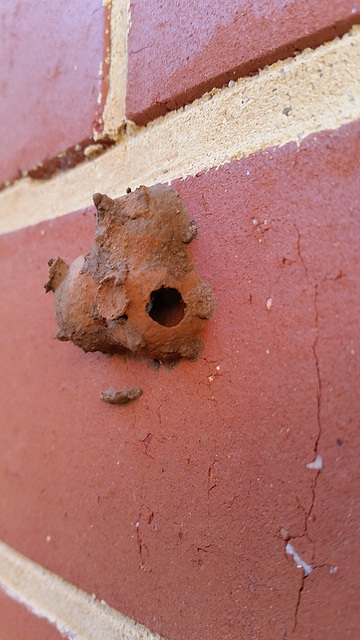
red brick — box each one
[292,567,360,638]
[0,0,110,185]
[0,589,63,640]
[126,0,360,125]
[0,121,360,639]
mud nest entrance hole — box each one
[146,287,186,327]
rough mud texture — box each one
[46,185,214,362]
[100,387,143,405]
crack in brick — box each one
[307,284,322,534]
[157,401,163,430]
[290,559,339,635]
[293,222,308,278]
[288,284,323,634]
[207,459,218,499]
[135,510,144,566]
[285,230,323,634]
[292,575,305,634]
[135,509,151,570]
[206,458,219,517]
[312,284,322,444]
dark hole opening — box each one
[116,313,128,325]
[146,287,186,327]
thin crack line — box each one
[292,576,305,633]
[288,282,323,635]
[306,283,322,535]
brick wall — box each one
[0,2,360,639]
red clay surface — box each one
[126,0,360,125]
[0,589,63,640]
[0,0,109,186]
[0,121,360,639]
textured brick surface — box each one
[0,122,359,639]
[0,589,63,640]
[0,0,109,186]
[126,0,360,125]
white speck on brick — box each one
[286,542,312,576]
[306,454,323,470]
[46,536,51,543]
[329,566,338,574]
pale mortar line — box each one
[1,26,360,234]
[0,540,166,640]
[98,0,130,140]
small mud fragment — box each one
[100,387,143,405]
[45,184,215,362]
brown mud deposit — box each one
[45,185,214,362]
[100,387,143,405]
